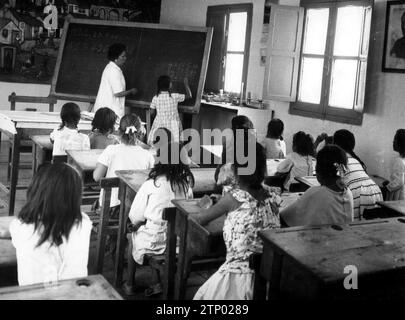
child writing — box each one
[384,129,405,200]
[9,163,92,286]
[147,75,192,145]
[280,145,354,227]
[276,131,315,191]
[88,107,120,149]
[333,129,382,220]
[124,141,194,296]
[194,143,281,300]
[93,113,155,211]
[50,102,90,158]
[261,118,286,159]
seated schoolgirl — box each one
[50,102,90,158]
[261,118,286,159]
[124,141,194,296]
[88,107,120,149]
[333,129,383,220]
[384,129,405,200]
[280,145,354,227]
[193,143,281,300]
[10,163,92,286]
[276,131,315,191]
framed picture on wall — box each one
[382,1,405,72]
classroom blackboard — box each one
[51,18,212,113]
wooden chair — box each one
[6,92,57,182]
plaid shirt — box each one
[148,92,185,143]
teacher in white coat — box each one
[94,43,137,119]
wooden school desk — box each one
[30,135,53,175]
[0,111,92,216]
[113,168,221,291]
[171,199,225,300]
[66,149,103,178]
[256,218,405,300]
[377,200,405,216]
[0,216,17,281]
[0,274,123,300]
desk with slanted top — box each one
[0,274,122,300]
[114,168,222,298]
[30,135,53,174]
[0,111,92,216]
[66,149,103,178]
[256,218,405,300]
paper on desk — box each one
[0,113,17,135]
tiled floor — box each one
[0,140,214,300]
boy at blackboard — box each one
[94,43,137,119]
[147,75,192,145]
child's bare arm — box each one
[184,78,192,99]
[193,192,240,225]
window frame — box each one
[290,0,373,125]
[205,3,252,96]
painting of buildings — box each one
[0,0,161,84]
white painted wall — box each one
[160,0,267,102]
[161,0,405,178]
[0,82,91,112]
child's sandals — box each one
[144,283,163,297]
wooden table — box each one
[0,216,17,275]
[377,200,405,216]
[0,111,92,216]
[171,199,225,300]
[30,135,53,175]
[66,149,103,178]
[114,168,221,293]
[295,175,320,188]
[256,218,405,300]
[0,274,122,300]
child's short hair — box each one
[157,75,171,95]
[119,113,144,144]
[292,131,314,157]
[108,43,126,61]
[149,141,195,195]
[316,145,347,179]
[18,163,82,247]
[333,129,366,170]
[266,118,284,140]
[231,115,254,131]
[394,129,405,157]
[233,142,266,189]
[60,102,81,129]
[92,107,117,134]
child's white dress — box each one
[50,126,90,156]
[9,213,92,286]
[386,157,405,200]
[193,186,280,300]
[147,92,185,144]
[129,176,193,264]
[261,137,286,159]
[276,152,314,190]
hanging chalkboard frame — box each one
[50,17,213,114]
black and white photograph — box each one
[0,0,405,310]
[383,0,405,71]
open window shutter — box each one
[205,8,226,92]
[263,5,304,102]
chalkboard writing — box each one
[51,18,212,113]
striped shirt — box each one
[344,156,383,220]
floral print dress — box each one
[194,186,281,300]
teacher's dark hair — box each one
[108,43,126,61]
[18,163,83,247]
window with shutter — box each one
[205,4,252,97]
